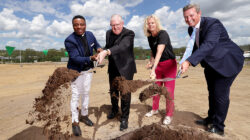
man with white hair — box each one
[98,14,137,131]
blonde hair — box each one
[143,15,164,37]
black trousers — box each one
[108,69,134,121]
[204,66,237,131]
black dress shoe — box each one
[120,120,128,131]
[80,116,94,126]
[195,118,212,126]
[207,125,224,136]
[72,122,82,136]
[107,111,118,119]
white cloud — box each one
[153,6,189,48]
[1,0,250,51]
[0,31,17,38]
[126,15,148,47]
[30,14,49,33]
[70,0,129,18]
[86,17,111,46]
[87,17,110,30]
[0,8,18,30]
[88,29,106,47]
[46,20,72,37]
[27,0,56,14]
[0,0,62,15]
[127,15,145,38]
[191,0,250,45]
[113,0,143,7]
[233,37,250,46]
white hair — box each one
[110,14,123,23]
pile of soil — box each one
[139,83,170,102]
[114,123,222,140]
[111,76,152,95]
[26,67,80,139]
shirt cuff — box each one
[106,49,111,55]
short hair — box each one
[143,15,164,37]
[183,4,200,13]
[110,14,123,23]
[72,15,86,24]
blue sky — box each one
[0,0,250,51]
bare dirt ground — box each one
[0,60,249,140]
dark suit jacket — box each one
[105,28,137,79]
[187,17,244,77]
[65,31,101,72]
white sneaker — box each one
[163,116,172,125]
[145,110,159,117]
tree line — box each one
[0,44,249,63]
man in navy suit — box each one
[65,15,102,136]
[181,4,244,135]
[97,14,137,131]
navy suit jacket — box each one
[187,17,244,77]
[65,31,101,72]
[105,28,137,79]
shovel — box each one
[154,75,188,82]
[149,70,188,82]
[87,61,105,73]
[148,70,188,97]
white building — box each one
[243,51,250,58]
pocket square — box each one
[91,43,95,47]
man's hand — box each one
[97,50,108,64]
[181,60,191,73]
[97,48,103,53]
[90,54,98,61]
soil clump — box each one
[139,84,170,102]
[111,76,152,95]
[26,67,79,139]
[111,76,170,102]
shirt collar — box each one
[194,18,201,29]
[82,32,85,37]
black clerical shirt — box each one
[79,33,93,71]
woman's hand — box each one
[146,61,153,69]
[150,69,156,80]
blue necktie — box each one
[179,28,196,64]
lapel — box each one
[197,17,205,46]
[106,30,111,48]
[199,17,204,36]
[85,32,92,54]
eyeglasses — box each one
[110,23,121,27]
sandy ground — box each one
[0,60,249,140]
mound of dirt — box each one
[26,67,80,140]
[114,123,223,140]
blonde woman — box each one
[144,15,177,125]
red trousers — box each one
[152,59,177,117]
